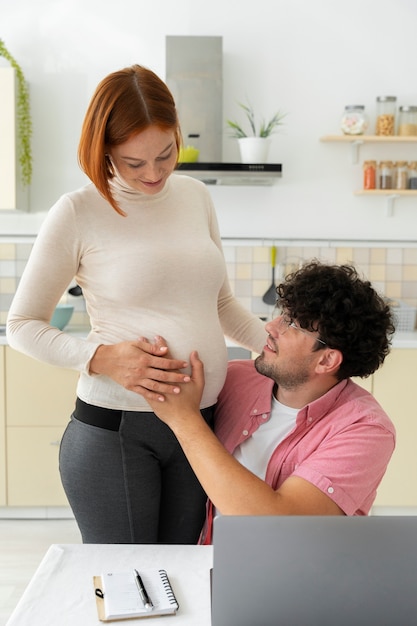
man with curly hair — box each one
[147,261,396,543]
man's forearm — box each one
[170,410,279,515]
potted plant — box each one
[0,39,32,186]
[226,101,286,163]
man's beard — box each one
[255,352,310,391]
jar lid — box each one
[379,161,393,167]
[399,105,417,112]
[344,105,365,110]
[396,161,408,166]
[376,96,397,102]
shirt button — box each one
[308,417,313,423]
[327,487,334,494]
[253,409,258,414]
[262,413,268,419]
[242,430,249,436]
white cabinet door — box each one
[0,347,6,505]
[0,67,28,211]
[372,349,417,507]
[7,426,69,506]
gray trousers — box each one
[59,404,214,544]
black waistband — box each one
[73,398,215,432]
[74,397,122,431]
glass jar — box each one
[363,160,376,189]
[397,106,417,136]
[375,96,396,135]
[393,161,408,189]
[408,162,417,189]
[340,105,368,135]
[378,161,393,189]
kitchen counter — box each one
[1,328,417,348]
[1,327,417,348]
[0,326,91,346]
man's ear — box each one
[315,348,343,376]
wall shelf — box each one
[320,135,417,163]
[175,162,282,186]
[321,135,417,143]
[354,190,417,195]
[354,190,417,216]
[321,134,417,215]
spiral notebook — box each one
[93,568,179,621]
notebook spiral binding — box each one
[159,569,179,607]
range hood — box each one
[166,36,282,186]
[176,162,282,186]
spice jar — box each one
[393,161,408,189]
[340,105,368,135]
[408,162,417,189]
[398,106,417,136]
[378,161,393,189]
[375,96,396,136]
[363,160,376,189]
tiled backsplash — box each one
[224,244,417,323]
[0,241,90,328]
[1,241,417,328]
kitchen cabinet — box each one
[0,345,416,510]
[0,347,5,506]
[0,68,28,211]
[7,427,69,506]
[4,347,79,507]
[342,350,417,509]
[371,348,417,508]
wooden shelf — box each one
[320,135,417,143]
[320,134,417,164]
[354,190,417,196]
[354,189,417,216]
[321,133,417,214]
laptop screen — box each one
[211,515,417,626]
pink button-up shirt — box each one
[201,360,396,544]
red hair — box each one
[78,64,181,215]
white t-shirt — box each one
[234,396,298,479]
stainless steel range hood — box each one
[175,162,282,186]
[166,36,282,186]
[166,35,222,163]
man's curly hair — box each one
[276,260,396,381]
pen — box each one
[134,569,154,610]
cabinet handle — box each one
[49,440,61,446]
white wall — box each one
[1,0,417,241]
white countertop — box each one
[6,543,213,626]
[387,331,417,348]
[2,328,417,348]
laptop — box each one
[211,515,417,626]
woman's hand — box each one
[89,335,190,402]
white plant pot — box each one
[238,137,271,164]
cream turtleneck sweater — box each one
[7,174,266,411]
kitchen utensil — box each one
[262,246,277,305]
[50,304,74,330]
[68,284,83,296]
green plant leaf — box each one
[226,100,286,139]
